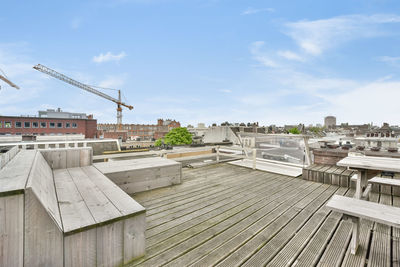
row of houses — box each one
[0,109,180,141]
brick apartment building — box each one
[97,119,181,141]
[0,109,98,138]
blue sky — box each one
[1,0,400,126]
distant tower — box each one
[324,116,336,129]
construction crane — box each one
[0,69,20,89]
[33,64,133,130]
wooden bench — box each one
[368,176,400,196]
[326,195,400,254]
[94,157,182,194]
[0,150,36,267]
[301,164,354,187]
[0,148,146,267]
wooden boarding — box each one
[326,195,400,228]
[301,164,353,188]
[0,148,147,266]
[340,168,354,188]
[309,164,327,182]
[331,167,346,186]
[368,194,392,267]
[393,197,400,266]
[0,194,24,267]
[40,147,93,169]
[323,166,339,184]
[94,157,182,194]
[293,189,354,267]
[369,176,400,192]
[125,164,400,267]
[302,164,312,180]
[228,159,302,177]
[0,150,36,196]
[0,146,19,170]
[337,155,400,173]
[341,193,379,266]
[146,173,279,230]
[147,179,308,265]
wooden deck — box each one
[128,164,400,267]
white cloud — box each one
[277,50,304,61]
[249,41,278,68]
[219,89,232,93]
[93,51,127,63]
[328,81,400,124]
[286,14,400,56]
[241,7,274,15]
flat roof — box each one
[0,115,96,121]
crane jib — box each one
[33,64,133,127]
[33,64,132,108]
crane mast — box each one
[33,64,133,129]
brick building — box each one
[0,109,97,138]
[97,119,181,141]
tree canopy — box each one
[156,127,192,146]
[288,127,301,134]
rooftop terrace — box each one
[129,163,399,267]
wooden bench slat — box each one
[80,166,145,216]
[0,150,36,195]
[67,167,122,224]
[368,177,400,187]
[326,195,400,228]
[53,169,96,232]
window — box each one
[40,122,47,128]
[72,123,77,128]
[65,122,71,128]
[49,122,55,128]
[15,122,22,128]
[24,122,30,128]
[57,122,63,128]
[16,133,22,135]
[32,122,39,128]
[0,122,2,128]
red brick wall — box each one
[85,119,98,138]
[0,116,97,138]
[313,148,349,165]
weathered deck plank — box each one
[146,175,296,250]
[292,189,355,267]
[146,172,277,228]
[125,164,398,267]
[368,193,392,267]
[266,187,350,267]
[161,181,318,266]
[184,182,319,267]
[341,193,379,267]
[135,165,247,206]
[239,185,338,267]
[145,170,271,217]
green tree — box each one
[288,127,301,134]
[154,139,163,147]
[163,127,193,145]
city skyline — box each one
[1,0,400,126]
